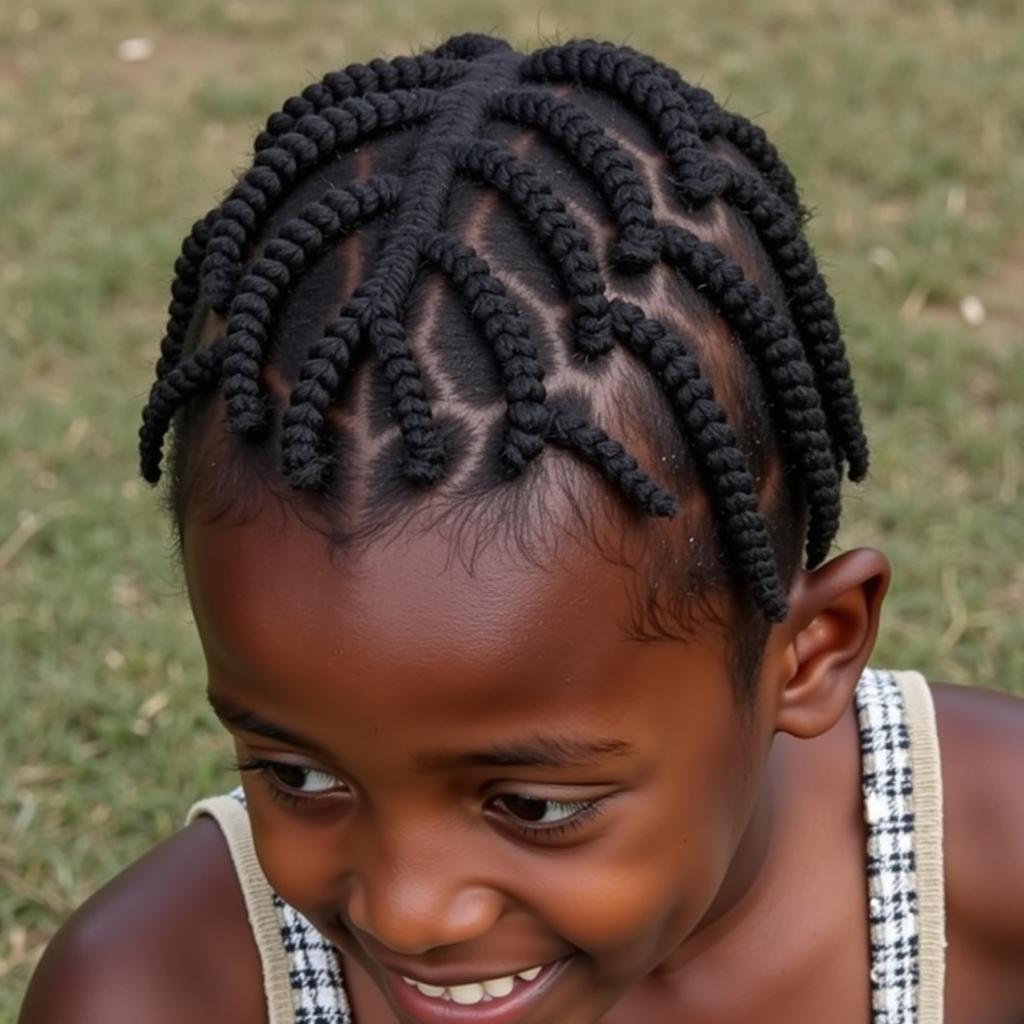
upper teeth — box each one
[402,965,545,1005]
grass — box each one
[2,0,1022,1017]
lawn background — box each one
[2,0,1022,1016]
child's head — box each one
[140,32,886,1017]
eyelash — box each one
[495,799,606,842]
[232,758,608,840]
[232,756,344,810]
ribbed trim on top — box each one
[187,795,296,1024]
[894,670,947,1024]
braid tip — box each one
[649,489,679,518]
[401,444,448,486]
[847,450,870,483]
[610,231,661,273]
[573,316,615,358]
[762,593,789,623]
[284,452,333,491]
[227,398,273,439]
[499,430,545,477]
[139,456,162,486]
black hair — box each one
[139,34,867,697]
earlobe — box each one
[770,548,891,739]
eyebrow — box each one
[414,735,637,771]
[207,692,317,750]
[207,692,636,770]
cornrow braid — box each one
[455,139,613,357]
[422,234,548,474]
[143,33,869,628]
[659,224,842,566]
[254,54,469,152]
[619,43,804,214]
[487,89,661,271]
[280,44,526,489]
[524,40,866,478]
[140,337,227,484]
[544,403,678,519]
[279,312,363,490]
[153,208,220,384]
[203,91,440,312]
[220,176,403,438]
[522,42,731,206]
[721,169,868,478]
[367,313,447,485]
[609,299,789,620]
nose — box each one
[343,828,504,955]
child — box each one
[19,32,1024,1024]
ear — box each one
[767,548,891,739]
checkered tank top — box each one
[187,667,947,1024]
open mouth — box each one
[387,957,570,1023]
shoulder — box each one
[930,681,1024,956]
[19,816,266,1024]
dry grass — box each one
[3,1,1022,1017]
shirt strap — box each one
[893,670,947,1024]
[187,795,296,1024]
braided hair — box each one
[140,33,867,657]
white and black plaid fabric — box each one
[228,789,353,1023]
[225,667,922,1023]
[855,667,920,1024]
[273,893,353,1023]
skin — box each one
[19,493,1024,1023]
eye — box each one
[264,762,341,794]
[489,793,601,831]
[234,756,347,805]
[494,795,590,824]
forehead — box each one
[183,497,736,749]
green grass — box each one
[2,0,1023,1016]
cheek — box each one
[525,769,750,962]
[243,782,341,912]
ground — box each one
[2,1,1023,1019]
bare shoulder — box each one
[931,681,1024,955]
[19,816,265,1024]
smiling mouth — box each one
[401,963,545,1005]
[387,957,570,1022]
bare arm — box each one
[934,682,1024,1014]
[19,818,265,1024]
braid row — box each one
[279,47,522,489]
[660,225,841,565]
[523,41,730,207]
[280,313,364,490]
[724,170,868,478]
[544,405,679,519]
[155,209,220,381]
[423,234,548,473]
[581,43,861,477]
[616,44,802,213]
[255,55,468,150]
[220,176,403,440]
[488,89,661,271]
[368,313,447,484]
[203,91,438,311]
[350,230,451,485]
[456,139,613,357]
[139,338,227,484]
[610,300,789,620]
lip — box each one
[384,956,572,1024]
